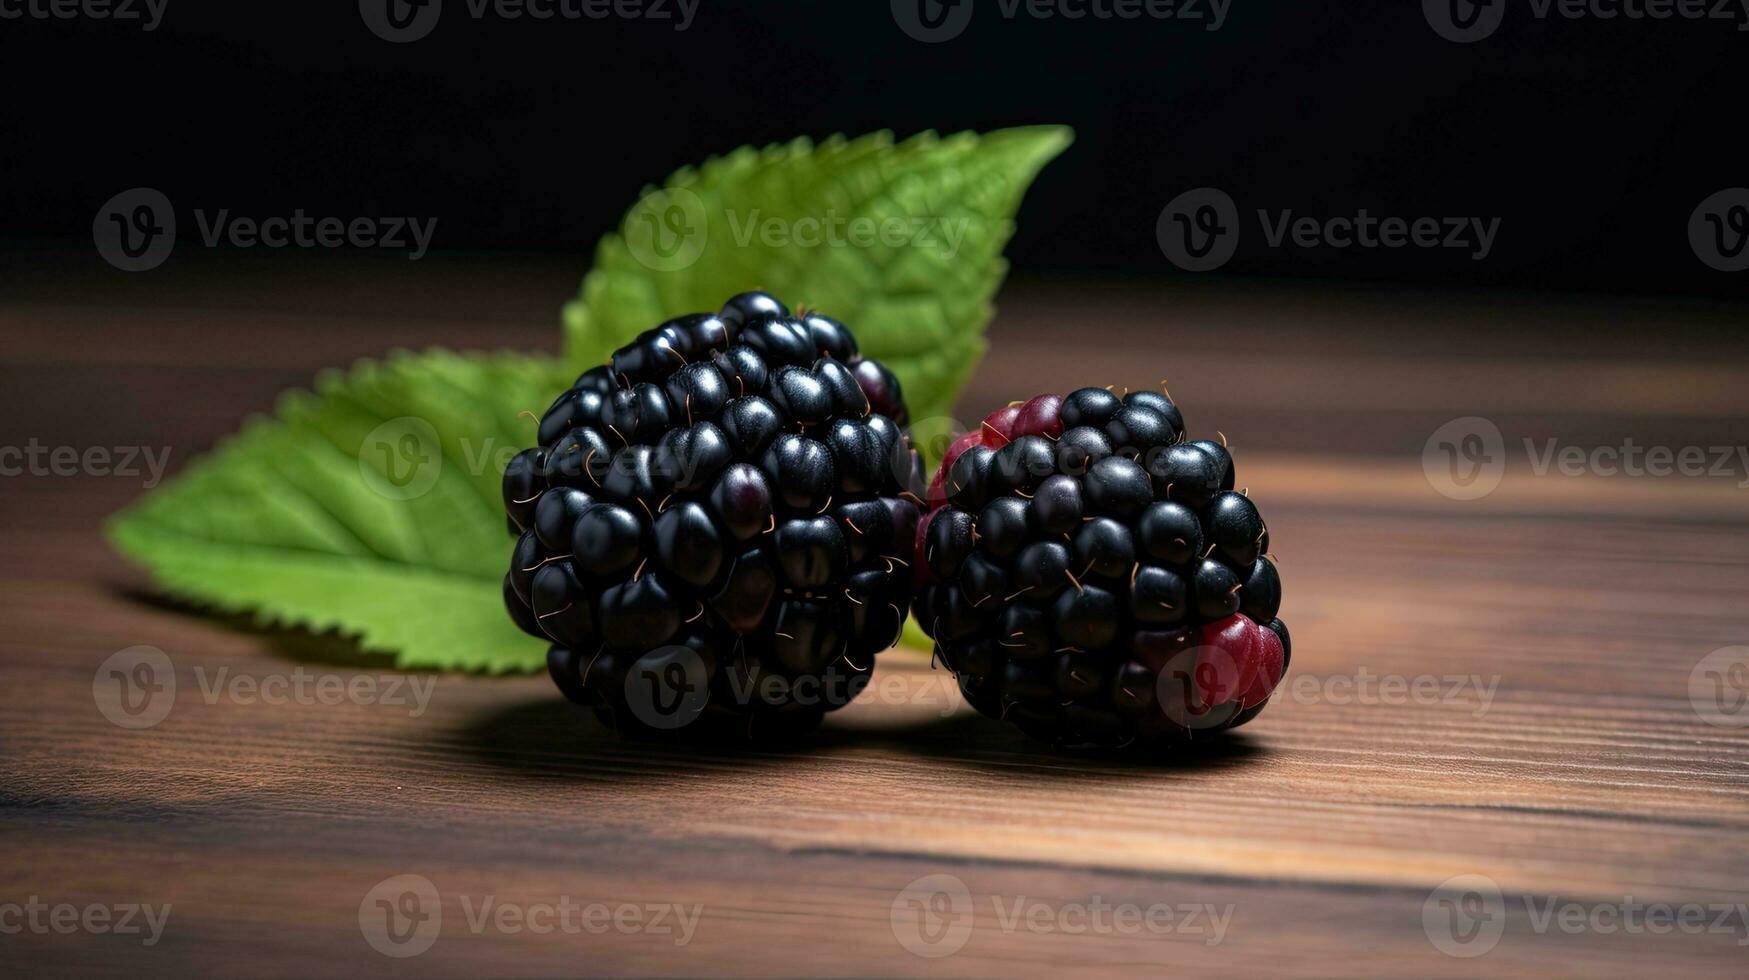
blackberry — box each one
[505,293,925,738]
[913,389,1289,749]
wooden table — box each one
[4,254,1748,976]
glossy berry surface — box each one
[505,294,924,738]
[913,389,1288,749]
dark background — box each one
[3,0,1746,298]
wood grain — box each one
[2,260,1747,977]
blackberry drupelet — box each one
[505,293,926,737]
[912,388,1289,748]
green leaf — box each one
[111,127,1069,675]
[107,349,568,674]
[564,126,1073,427]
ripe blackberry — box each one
[913,389,1289,748]
[505,293,926,737]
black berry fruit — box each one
[914,389,1289,749]
[506,293,925,738]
